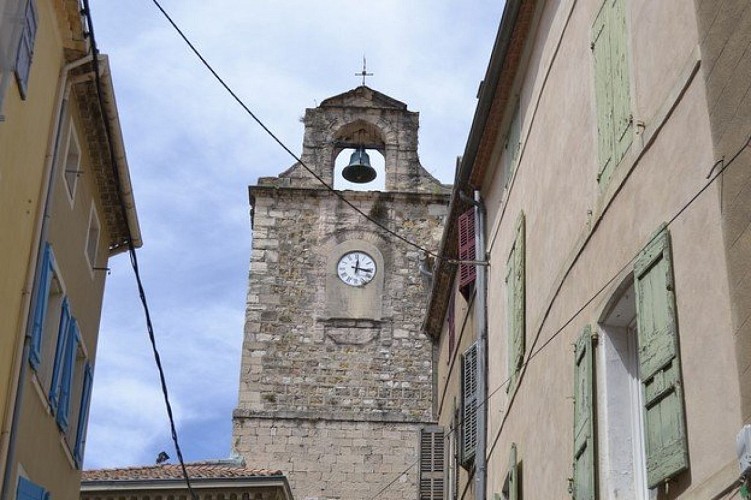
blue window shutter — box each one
[30,243,54,370]
[14,0,37,100]
[16,477,48,500]
[56,318,79,432]
[74,362,93,468]
[48,297,71,413]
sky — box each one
[84,0,503,469]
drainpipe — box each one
[0,54,93,500]
[465,190,488,500]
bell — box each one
[342,147,377,183]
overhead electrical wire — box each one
[140,2,751,498]
[370,137,751,499]
[148,0,473,264]
[80,3,198,499]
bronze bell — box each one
[342,147,376,183]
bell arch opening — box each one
[332,120,387,191]
[334,148,385,191]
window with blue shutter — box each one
[56,318,80,432]
[16,476,49,500]
[48,297,71,413]
[73,362,93,468]
[30,243,54,370]
[14,0,36,99]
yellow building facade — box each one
[0,1,140,498]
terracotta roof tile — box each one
[82,462,283,482]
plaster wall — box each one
[693,0,751,426]
[0,0,64,480]
[473,0,741,497]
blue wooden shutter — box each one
[56,318,80,432]
[460,342,478,467]
[74,362,93,468]
[48,297,71,412]
[14,0,37,99]
[30,243,54,369]
[572,326,595,499]
[16,477,48,500]
[634,228,688,487]
[458,208,476,298]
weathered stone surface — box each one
[234,87,450,499]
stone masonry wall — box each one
[233,417,421,500]
[237,187,447,421]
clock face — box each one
[337,251,377,287]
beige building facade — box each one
[424,0,750,499]
[0,0,140,498]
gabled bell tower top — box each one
[257,86,449,194]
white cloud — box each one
[85,0,503,469]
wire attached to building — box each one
[371,137,751,500]
[80,3,198,499]
[148,0,467,263]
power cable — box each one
[80,3,198,499]
[148,0,473,264]
[370,136,751,499]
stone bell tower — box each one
[233,86,450,500]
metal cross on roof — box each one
[355,57,373,86]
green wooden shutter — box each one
[592,1,614,183]
[609,0,632,164]
[572,326,595,500]
[507,213,526,392]
[419,427,445,500]
[634,228,688,488]
[506,443,519,500]
[461,343,478,467]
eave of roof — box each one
[422,0,536,338]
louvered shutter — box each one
[506,213,525,392]
[610,0,632,164]
[592,0,614,183]
[30,243,54,369]
[14,0,36,99]
[48,297,71,412]
[572,326,595,500]
[16,477,48,500]
[460,343,478,467]
[73,362,93,468]
[634,228,688,487]
[419,427,445,500]
[56,318,80,432]
[458,208,476,297]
